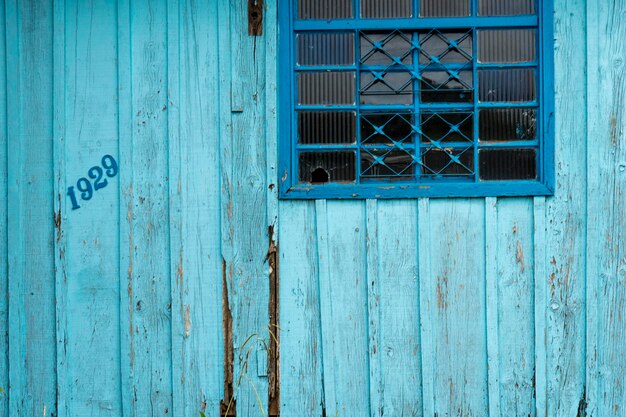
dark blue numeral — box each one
[101,155,118,177]
[67,186,80,210]
[89,166,108,190]
[76,177,93,200]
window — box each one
[278,0,554,198]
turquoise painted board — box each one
[0,0,7,412]
[2,0,626,416]
[6,1,58,416]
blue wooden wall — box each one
[1,0,625,416]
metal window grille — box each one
[278,0,554,198]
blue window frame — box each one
[278,0,554,199]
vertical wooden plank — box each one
[495,199,535,417]
[534,196,547,417]
[485,197,501,417]
[117,0,135,414]
[417,198,435,417]
[6,1,58,415]
[428,198,488,417]
[0,0,8,412]
[586,1,626,416]
[216,1,231,413]
[57,1,122,416]
[119,0,173,415]
[584,2,599,416]
[52,0,67,415]
[169,0,224,415]
[366,199,382,417]
[222,0,270,414]
[279,201,323,417]
[546,0,587,415]
[317,200,370,417]
[369,200,422,416]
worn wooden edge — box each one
[533,196,547,417]
[166,0,183,415]
[485,197,501,417]
[417,198,435,417]
[218,1,236,415]
[264,0,280,413]
[365,199,381,417]
[52,0,68,416]
[584,1,599,416]
[0,0,8,412]
[116,0,136,414]
[6,0,26,413]
[315,199,335,414]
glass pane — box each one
[361,112,414,145]
[297,33,355,66]
[421,148,474,175]
[479,108,536,141]
[421,0,470,17]
[421,71,473,103]
[479,69,535,102]
[360,71,413,105]
[479,148,536,180]
[360,32,413,66]
[361,148,415,179]
[419,30,473,65]
[298,0,353,19]
[298,72,355,105]
[361,0,412,18]
[479,0,535,16]
[421,112,473,143]
[298,111,356,144]
[298,152,356,183]
[478,30,536,63]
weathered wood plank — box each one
[428,198,488,417]
[119,0,173,415]
[546,0,588,415]
[169,0,224,415]
[317,200,370,417]
[6,1,58,415]
[52,0,67,415]
[56,2,122,416]
[586,1,626,416]
[495,198,535,417]
[417,198,435,417]
[0,0,8,412]
[279,201,323,417]
[222,0,270,414]
[485,197,501,417]
[117,0,135,414]
[534,196,548,417]
[368,200,422,416]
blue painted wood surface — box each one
[1,0,626,416]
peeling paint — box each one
[516,240,525,273]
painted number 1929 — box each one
[67,154,119,210]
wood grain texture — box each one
[545,0,588,415]
[316,200,370,417]
[586,1,626,416]
[6,1,58,416]
[534,197,548,417]
[428,198,488,417]
[119,0,174,415]
[494,198,535,417]
[169,0,224,415]
[278,201,323,417]
[221,0,271,414]
[0,0,8,413]
[367,199,422,417]
[57,2,122,416]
